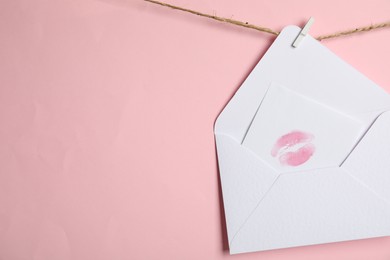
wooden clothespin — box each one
[292,17,315,48]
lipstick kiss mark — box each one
[271,131,315,167]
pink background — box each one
[1,0,390,259]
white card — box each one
[242,83,366,172]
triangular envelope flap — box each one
[215,26,390,142]
[342,110,390,204]
[215,134,278,244]
[229,168,390,254]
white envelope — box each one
[214,25,390,254]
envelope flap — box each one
[215,134,278,244]
[341,110,390,204]
[214,26,390,143]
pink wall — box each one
[0,0,389,259]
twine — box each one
[144,0,390,41]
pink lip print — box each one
[271,131,315,167]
